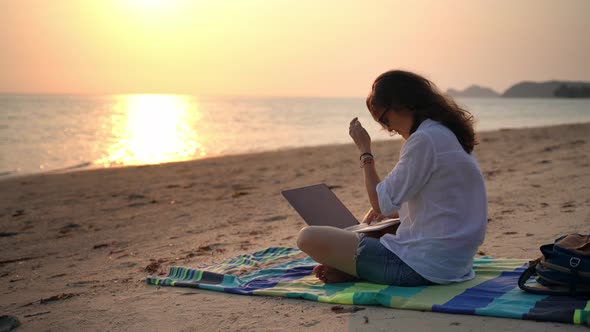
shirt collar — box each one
[416,118,436,132]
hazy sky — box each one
[1,0,589,96]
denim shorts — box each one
[355,235,434,286]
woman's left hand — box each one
[362,208,387,225]
[349,117,371,153]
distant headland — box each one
[447,80,590,98]
[447,85,500,98]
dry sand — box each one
[1,122,589,331]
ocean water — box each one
[0,94,589,176]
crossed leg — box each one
[296,226,360,283]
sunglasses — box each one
[378,110,390,126]
[366,95,390,127]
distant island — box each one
[447,85,500,98]
[447,80,590,98]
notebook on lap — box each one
[281,183,400,233]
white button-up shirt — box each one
[377,119,487,284]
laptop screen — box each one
[281,183,359,229]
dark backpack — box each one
[518,234,590,296]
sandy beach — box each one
[1,122,589,331]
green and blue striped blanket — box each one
[145,247,590,326]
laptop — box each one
[281,183,399,233]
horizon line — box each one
[2,78,589,98]
[0,92,370,99]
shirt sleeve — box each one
[376,132,437,215]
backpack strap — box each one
[518,258,543,294]
[569,270,578,296]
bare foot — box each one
[312,264,359,283]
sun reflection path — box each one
[98,94,205,167]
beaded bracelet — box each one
[360,155,374,168]
[359,152,374,160]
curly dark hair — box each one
[367,70,478,153]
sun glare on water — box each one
[98,95,206,167]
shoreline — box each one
[1,122,589,331]
[3,121,590,181]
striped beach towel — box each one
[145,247,590,326]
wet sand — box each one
[1,122,589,331]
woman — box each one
[297,70,487,286]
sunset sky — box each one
[1,0,589,97]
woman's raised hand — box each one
[349,117,371,153]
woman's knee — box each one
[296,226,313,252]
[298,226,337,261]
